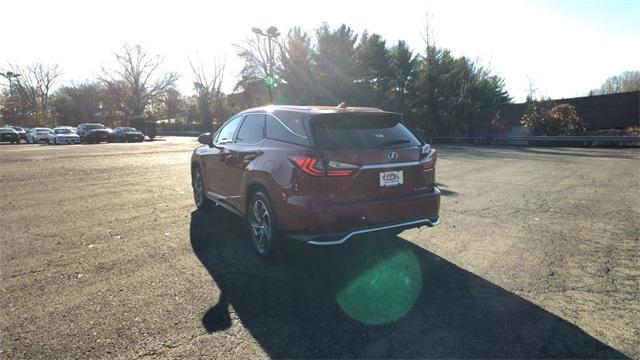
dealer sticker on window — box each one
[379,170,404,187]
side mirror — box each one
[198,133,212,145]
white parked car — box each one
[26,127,52,144]
[48,127,80,145]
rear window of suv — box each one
[310,113,422,150]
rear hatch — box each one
[309,112,435,204]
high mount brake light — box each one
[288,156,357,177]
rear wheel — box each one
[248,192,280,259]
[192,166,214,210]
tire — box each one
[192,166,215,211]
[248,191,280,259]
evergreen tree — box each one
[279,27,317,105]
[314,24,358,105]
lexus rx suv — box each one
[191,105,440,257]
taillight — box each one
[290,156,324,176]
[420,145,437,170]
[288,156,358,177]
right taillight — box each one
[288,156,358,177]
[420,146,437,170]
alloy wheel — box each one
[250,199,271,254]
[193,169,204,207]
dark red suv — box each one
[191,105,440,257]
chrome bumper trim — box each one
[307,217,440,245]
[360,161,420,169]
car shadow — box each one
[189,210,624,359]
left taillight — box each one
[288,156,358,177]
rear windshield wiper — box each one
[381,139,411,147]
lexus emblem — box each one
[387,151,399,160]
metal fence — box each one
[429,136,640,147]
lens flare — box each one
[330,238,422,325]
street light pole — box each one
[251,26,280,103]
[0,71,22,124]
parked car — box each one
[48,127,80,145]
[8,126,26,142]
[130,118,156,140]
[27,127,52,143]
[190,105,441,258]
[0,127,20,144]
[111,127,144,142]
[77,123,112,144]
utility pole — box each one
[251,26,280,103]
[0,71,22,124]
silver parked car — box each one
[26,127,52,144]
[48,127,80,145]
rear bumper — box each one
[278,186,441,243]
[290,216,440,245]
[56,138,80,144]
[0,135,19,141]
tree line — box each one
[3,22,637,136]
[1,44,234,132]
[237,23,511,136]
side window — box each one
[216,116,244,144]
[236,114,265,144]
[266,115,311,146]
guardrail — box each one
[428,135,640,147]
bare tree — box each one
[101,44,178,119]
[51,81,104,125]
[236,28,280,103]
[190,58,225,131]
[9,63,61,124]
[592,70,640,95]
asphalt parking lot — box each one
[1,138,638,358]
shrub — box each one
[521,100,583,135]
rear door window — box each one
[266,114,311,146]
[236,114,265,144]
[310,113,422,150]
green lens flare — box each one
[264,76,275,86]
[333,239,422,325]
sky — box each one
[2,0,639,102]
